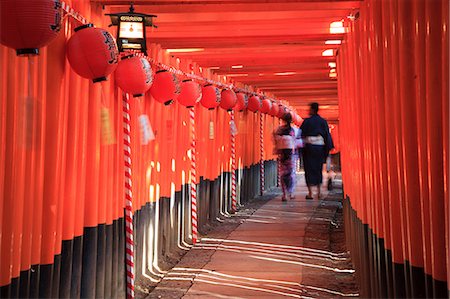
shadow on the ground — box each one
[144,178,359,299]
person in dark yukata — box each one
[274,113,296,202]
[300,102,334,199]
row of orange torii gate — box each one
[0,1,337,298]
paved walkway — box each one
[147,174,359,298]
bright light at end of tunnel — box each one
[330,21,345,34]
[166,48,205,53]
[330,68,336,74]
[325,40,342,45]
[322,49,334,57]
[274,72,296,76]
[231,65,243,69]
[225,73,248,77]
[329,72,337,78]
[328,62,336,68]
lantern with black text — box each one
[177,80,201,108]
[200,84,221,109]
[66,24,119,83]
[220,89,237,111]
[260,98,272,114]
[234,92,248,111]
[115,56,153,97]
[0,0,62,56]
[247,95,261,112]
[149,70,180,105]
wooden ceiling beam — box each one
[173,56,335,67]
[95,0,356,122]
[213,64,334,73]
[148,34,343,49]
[100,1,361,14]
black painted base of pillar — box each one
[343,197,449,299]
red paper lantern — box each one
[149,70,180,105]
[234,92,248,111]
[277,105,288,118]
[66,24,119,83]
[219,89,237,111]
[269,101,279,116]
[260,98,272,114]
[200,84,221,109]
[177,80,202,108]
[247,95,261,112]
[0,0,62,56]
[115,56,153,97]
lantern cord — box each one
[59,3,290,107]
[61,1,87,25]
[125,50,277,103]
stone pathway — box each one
[146,174,359,298]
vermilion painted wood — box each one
[41,30,69,264]
[425,0,447,283]
[372,3,391,295]
[442,0,450,291]
[380,0,403,265]
[398,0,424,270]
[412,0,432,278]
[0,49,21,287]
[360,0,371,227]
[389,0,409,268]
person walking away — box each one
[300,102,334,199]
[274,113,296,201]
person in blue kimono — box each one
[300,102,334,199]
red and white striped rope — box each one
[122,93,135,299]
[277,118,281,187]
[230,111,237,212]
[190,107,198,244]
[260,112,265,195]
[61,1,87,24]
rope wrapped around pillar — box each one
[190,107,198,244]
[230,110,237,212]
[277,118,281,187]
[260,112,265,195]
[122,93,135,299]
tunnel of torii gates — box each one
[0,0,448,298]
